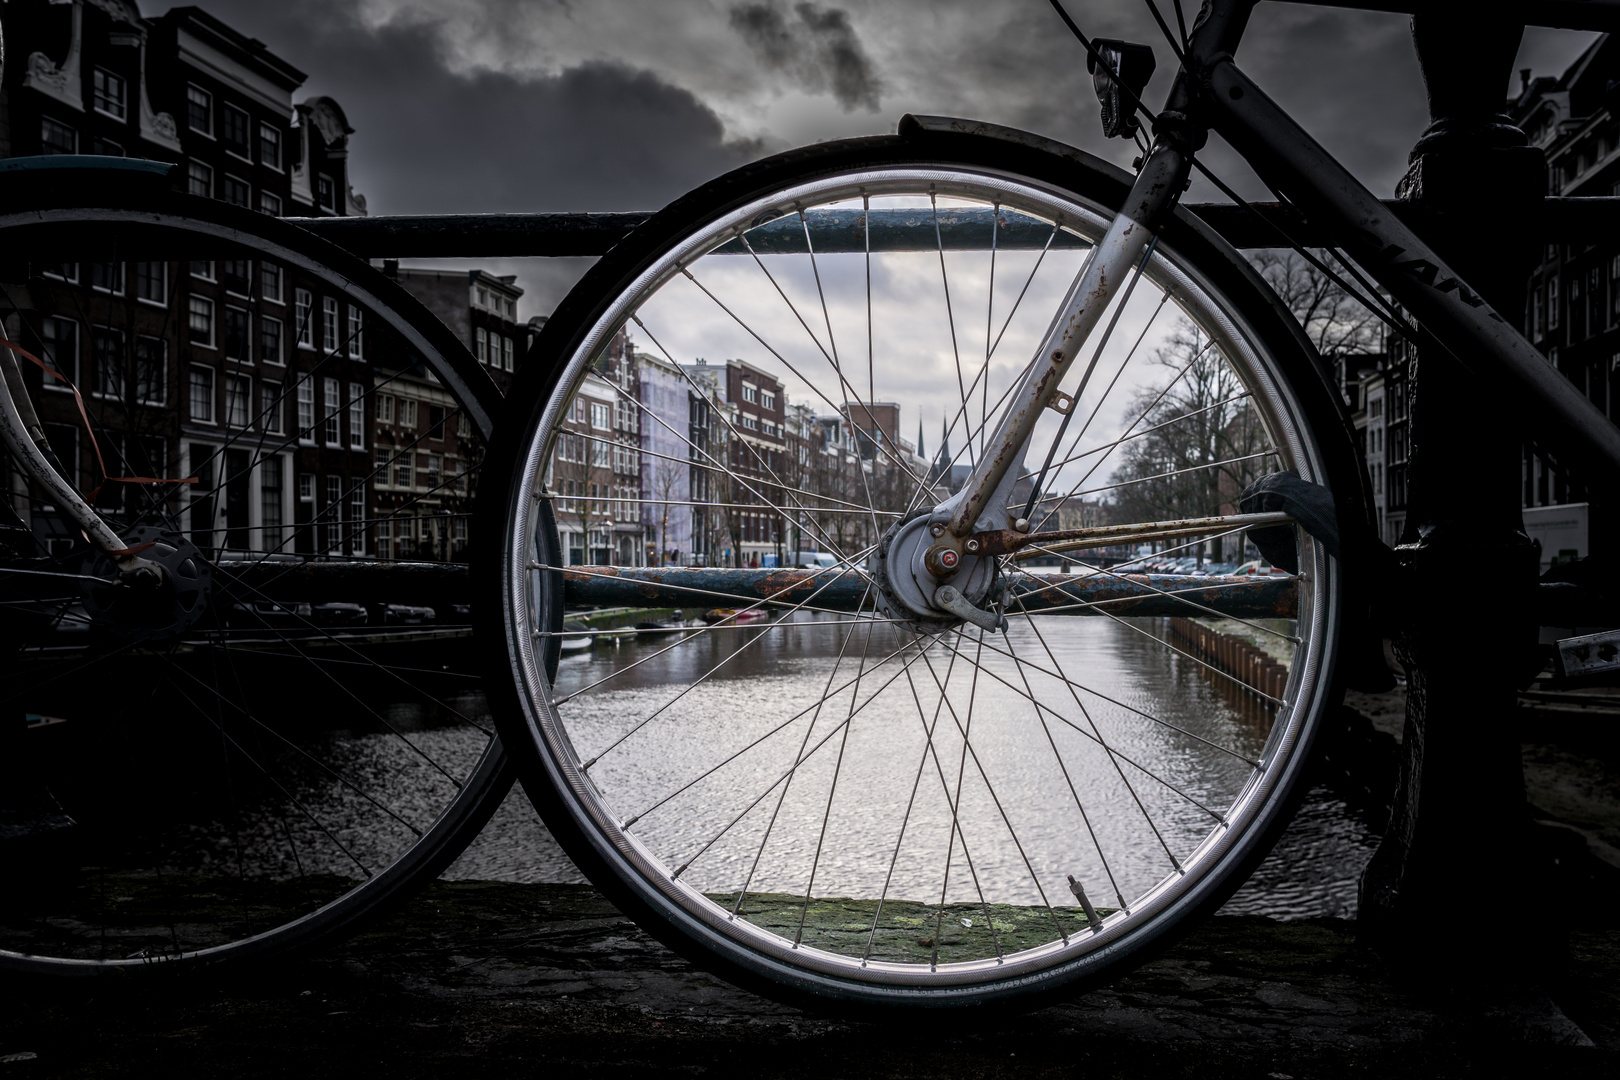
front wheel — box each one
[477,122,1362,1010]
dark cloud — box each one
[193,0,762,215]
[729,2,882,112]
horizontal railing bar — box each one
[554,564,1298,619]
[291,198,1608,257]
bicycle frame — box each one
[944,0,1620,547]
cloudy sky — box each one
[188,0,1596,316]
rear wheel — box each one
[0,174,510,973]
[479,126,1361,1009]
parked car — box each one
[1232,560,1287,577]
[790,551,839,570]
[310,601,369,627]
[226,600,312,631]
[379,603,437,625]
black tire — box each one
[0,171,512,974]
[477,122,1366,1012]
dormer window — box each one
[93,69,127,120]
[317,175,336,211]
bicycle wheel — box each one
[0,163,510,973]
[478,119,1363,1010]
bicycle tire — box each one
[0,169,513,974]
[477,120,1365,1011]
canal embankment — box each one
[2,880,1614,1077]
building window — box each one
[224,306,249,361]
[590,402,611,430]
[322,297,339,352]
[348,381,365,448]
[93,328,124,399]
[187,160,212,198]
[401,398,418,427]
[135,337,165,405]
[222,175,249,208]
[297,378,315,443]
[260,315,283,364]
[261,456,284,551]
[422,453,442,490]
[378,394,394,422]
[261,263,283,304]
[226,374,251,428]
[191,260,215,281]
[39,317,79,389]
[136,262,166,305]
[761,390,775,410]
[222,259,250,295]
[90,262,124,293]
[262,381,284,434]
[92,68,127,119]
[298,473,314,502]
[222,104,250,157]
[503,335,514,371]
[190,366,216,423]
[1549,275,1561,330]
[259,123,282,170]
[741,413,758,430]
[475,327,488,363]
[376,516,392,559]
[91,137,123,156]
[349,488,365,555]
[41,117,77,155]
[324,378,341,444]
[295,289,314,347]
[742,383,758,403]
[317,174,336,211]
[347,307,364,358]
[324,475,342,553]
[186,85,212,134]
[394,450,412,488]
[188,296,215,347]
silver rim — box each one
[505,166,1337,991]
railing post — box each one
[1357,8,1548,970]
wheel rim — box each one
[0,203,503,969]
[503,166,1338,993]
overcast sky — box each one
[188,0,1596,315]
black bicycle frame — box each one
[1141,0,1620,483]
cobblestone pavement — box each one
[2,881,1615,1078]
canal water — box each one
[440,613,1383,920]
[170,611,1382,920]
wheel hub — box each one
[81,526,213,642]
[871,513,997,633]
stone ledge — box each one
[2,881,1616,1077]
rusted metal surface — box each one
[1002,571,1297,619]
[556,565,1297,620]
[972,511,1295,557]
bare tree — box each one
[1110,321,1271,565]
[1251,248,1382,361]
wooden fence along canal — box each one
[1167,617,1289,701]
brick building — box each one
[1,0,373,560]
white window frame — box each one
[295,289,314,348]
[348,381,365,449]
[261,263,284,305]
[186,84,213,136]
[187,159,212,198]
[225,373,252,428]
[259,122,283,171]
[190,365,217,425]
[260,314,284,365]
[323,378,341,445]
[261,381,284,434]
[297,377,315,444]
[134,335,166,406]
[347,306,364,359]
[188,295,215,348]
[92,67,127,120]
[136,261,166,307]
[322,296,339,353]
